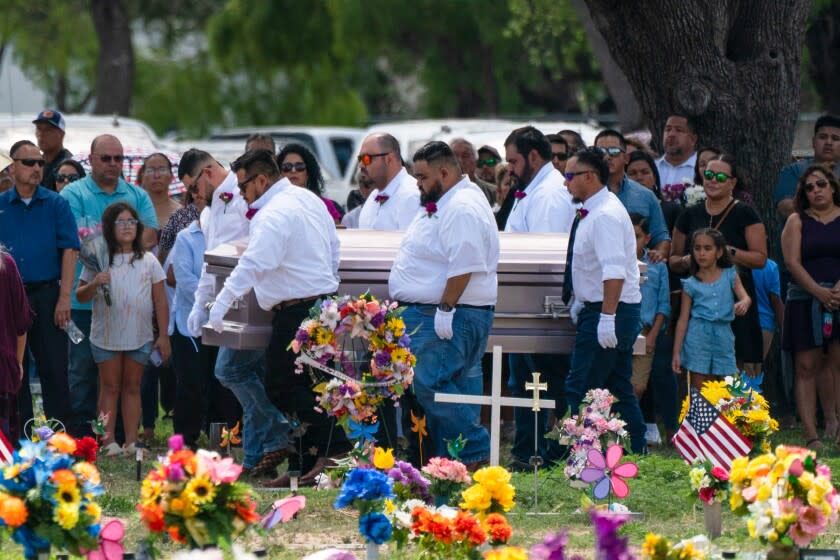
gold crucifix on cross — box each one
[524,371,548,412]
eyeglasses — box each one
[357,152,389,166]
[144,167,171,177]
[703,169,733,183]
[563,170,594,181]
[115,219,138,228]
[595,146,624,157]
[14,158,46,168]
[477,158,498,168]
[56,173,80,183]
[804,178,829,192]
[238,174,260,192]
[96,154,124,164]
[281,162,307,173]
[552,152,569,161]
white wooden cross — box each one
[434,345,555,466]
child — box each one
[77,202,170,457]
[672,228,751,389]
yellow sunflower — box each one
[55,484,81,508]
[184,476,216,505]
[141,479,163,507]
[54,503,80,530]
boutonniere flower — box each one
[219,191,233,213]
[245,207,258,220]
[375,194,390,204]
[576,208,589,219]
[514,190,526,200]
[425,202,438,218]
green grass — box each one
[5,413,840,558]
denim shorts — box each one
[90,341,154,365]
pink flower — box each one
[514,190,526,200]
[245,208,258,220]
[699,486,716,504]
[425,202,437,217]
[168,434,184,451]
[741,486,757,502]
[797,505,828,536]
[576,208,589,219]
[375,194,389,204]
[789,458,804,477]
[711,466,729,481]
[219,191,233,203]
[200,454,243,484]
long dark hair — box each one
[276,143,324,196]
[102,202,145,265]
[627,150,662,199]
[693,146,721,184]
[137,152,173,185]
[688,228,732,276]
[793,164,840,213]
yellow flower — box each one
[315,328,334,345]
[48,433,77,454]
[391,347,410,364]
[729,456,749,484]
[85,502,102,523]
[72,462,101,486]
[384,499,395,515]
[756,484,771,502]
[798,471,814,491]
[184,476,216,505]
[55,484,81,508]
[385,318,405,337]
[473,466,511,492]
[373,447,395,470]
[141,479,162,507]
[730,491,743,510]
[170,495,199,518]
[54,503,79,530]
[484,546,528,560]
[461,484,492,512]
[492,482,516,511]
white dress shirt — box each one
[358,168,421,230]
[194,171,251,305]
[504,162,576,233]
[571,187,641,305]
[656,151,698,188]
[216,178,340,311]
[389,176,499,306]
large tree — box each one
[583,0,811,239]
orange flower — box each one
[168,525,187,544]
[169,450,196,472]
[484,513,512,544]
[51,469,77,488]
[48,433,77,454]
[138,504,165,532]
[0,495,28,527]
[234,499,261,524]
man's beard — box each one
[420,178,443,205]
[511,161,534,190]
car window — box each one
[329,137,355,176]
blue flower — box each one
[334,468,394,509]
[359,512,392,544]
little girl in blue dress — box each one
[672,228,752,389]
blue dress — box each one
[680,267,738,375]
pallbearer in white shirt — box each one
[179,149,289,479]
[562,147,647,454]
[206,150,349,485]
[389,141,500,467]
[357,133,421,230]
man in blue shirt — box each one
[60,134,158,435]
[594,129,671,262]
[0,140,79,432]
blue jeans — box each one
[68,309,99,436]
[508,353,568,463]
[565,302,647,453]
[403,305,492,464]
[214,347,289,469]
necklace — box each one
[706,197,733,228]
[808,206,838,223]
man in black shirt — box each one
[33,109,73,191]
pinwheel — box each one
[262,496,306,529]
[85,519,124,560]
[221,421,242,447]
[580,444,638,500]
[445,434,467,461]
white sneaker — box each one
[124,442,138,458]
[645,423,662,445]
[102,442,125,457]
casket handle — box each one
[494,311,570,321]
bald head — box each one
[90,134,124,189]
[358,132,403,189]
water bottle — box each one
[63,319,85,344]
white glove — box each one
[434,307,455,340]
[187,303,208,338]
[569,297,584,325]
[207,289,236,334]
[597,313,617,349]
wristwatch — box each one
[438,302,453,312]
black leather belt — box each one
[24,279,58,291]
[272,293,334,312]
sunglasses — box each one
[552,152,569,161]
[15,158,46,168]
[238,174,259,192]
[477,158,498,168]
[595,146,624,157]
[703,169,732,183]
[563,170,593,181]
[804,178,829,192]
[281,162,307,173]
[56,173,80,183]
[115,219,138,227]
[96,154,125,164]
[357,152,389,166]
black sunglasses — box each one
[56,173,81,183]
[281,162,307,173]
[238,174,260,192]
[15,158,46,168]
[804,178,829,192]
[477,158,498,168]
[552,152,569,161]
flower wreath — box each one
[291,293,416,432]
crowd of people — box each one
[0,108,838,483]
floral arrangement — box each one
[387,460,432,505]
[688,460,729,505]
[409,505,512,559]
[729,445,840,548]
[334,467,395,545]
[641,533,707,559]
[591,510,635,560]
[137,435,261,552]
[460,466,516,515]
[0,433,104,559]
[550,388,628,479]
[422,457,472,506]
[661,178,706,207]
[679,375,778,453]
[484,547,528,560]
[291,294,416,433]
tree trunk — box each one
[583,0,810,245]
[806,2,840,115]
[91,0,134,115]
[569,0,644,130]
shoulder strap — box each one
[711,199,738,231]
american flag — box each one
[672,387,752,469]
[0,429,14,465]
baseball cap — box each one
[33,109,66,131]
[477,145,501,160]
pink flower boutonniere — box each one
[219,191,233,214]
[375,194,390,204]
[576,208,589,220]
[425,202,438,218]
[245,208,258,220]
[514,190,526,200]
